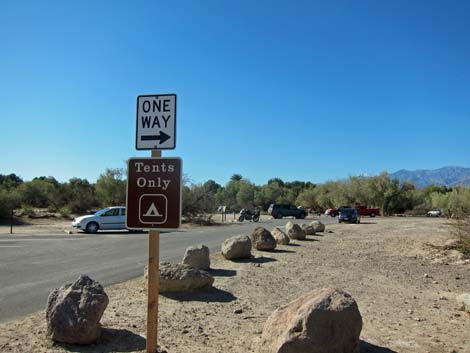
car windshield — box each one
[341,209,356,215]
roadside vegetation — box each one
[1,170,470,221]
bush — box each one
[451,216,470,259]
[58,206,72,219]
[0,189,21,218]
[95,169,126,206]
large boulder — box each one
[251,227,277,250]
[258,288,362,353]
[310,220,326,233]
[285,221,306,240]
[159,262,214,293]
[182,244,210,270]
[271,227,290,245]
[46,275,109,344]
[301,224,316,235]
[221,235,252,260]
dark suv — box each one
[338,208,361,224]
[268,204,307,219]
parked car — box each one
[324,206,349,217]
[426,209,442,217]
[338,208,361,224]
[72,206,127,233]
[268,204,307,219]
[356,205,381,217]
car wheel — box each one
[85,222,99,234]
[370,212,376,217]
[253,215,260,222]
[300,213,306,219]
[238,216,244,222]
[331,213,337,218]
[277,213,283,219]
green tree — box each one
[0,188,22,218]
[65,178,97,213]
[182,183,217,217]
[95,169,126,206]
[19,176,63,209]
[0,173,23,190]
[230,174,243,181]
[236,181,256,209]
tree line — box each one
[1,170,469,219]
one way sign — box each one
[136,94,176,150]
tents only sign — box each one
[126,157,182,229]
[136,94,176,150]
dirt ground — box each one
[0,217,469,353]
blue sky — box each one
[1,0,469,185]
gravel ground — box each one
[0,217,469,353]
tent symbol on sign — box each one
[144,203,163,217]
[139,194,168,224]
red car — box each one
[356,206,380,217]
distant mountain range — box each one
[390,166,470,188]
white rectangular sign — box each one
[136,94,176,150]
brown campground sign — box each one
[126,157,182,229]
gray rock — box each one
[182,244,210,270]
[271,227,290,245]
[310,220,326,233]
[301,224,316,235]
[46,275,109,344]
[251,227,277,250]
[159,262,214,293]
[221,235,252,260]
[258,288,362,353]
[285,221,306,240]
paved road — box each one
[0,217,336,323]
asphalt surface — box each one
[0,217,336,324]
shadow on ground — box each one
[360,340,398,353]
[209,268,237,277]
[232,256,277,263]
[264,249,296,253]
[359,222,377,225]
[162,287,237,303]
[56,328,146,352]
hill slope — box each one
[390,166,470,188]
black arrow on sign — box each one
[141,131,171,144]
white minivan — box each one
[72,206,127,233]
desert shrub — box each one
[432,187,470,218]
[451,215,470,259]
[64,178,97,213]
[0,189,22,218]
[58,206,72,219]
[183,183,217,217]
[18,177,65,210]
[404,203,429,216]
[95,169,126,206]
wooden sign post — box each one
[129,94,180,353]
[147,149,161,353]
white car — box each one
[72,206,127,233]
[426,209,442,217]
